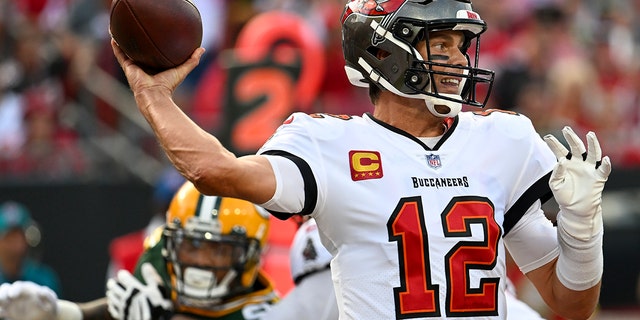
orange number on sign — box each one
[231,69,294,152]
[388,196,501,318]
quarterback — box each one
[110,0,611,319]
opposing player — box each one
[263,217,337,320]
[110,0,611,318]
[0,182,278,320]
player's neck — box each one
[373,95,446,137]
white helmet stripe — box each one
[198,195,218,221]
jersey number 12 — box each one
[388,196,501,318]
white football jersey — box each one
[258,110,558,319]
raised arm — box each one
[526,126,611,320]
[111,40,275,204]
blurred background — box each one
[0,0,638,319]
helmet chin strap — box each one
[417,46,468,118]
[422,78,466,118]
[424,95,461,118]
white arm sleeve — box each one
[504,200,559,274]
[259,155,305,213]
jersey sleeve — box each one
[257,113,323,219]
[504,200,560,273]
[490,111,559,272]
[493,111,556,236]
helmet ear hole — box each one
[405,70,430,92]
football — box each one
[109,0,203,73]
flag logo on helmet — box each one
[463,10,479,20]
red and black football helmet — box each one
[341,0,494,117]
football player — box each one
[0,182,278,320]
[263,217,337,320]
[111,0,611,318]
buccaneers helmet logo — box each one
[344,0,404,17]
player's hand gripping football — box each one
[106,262,173,320]
[0,281,57,320]
[110,39,204,96]
[543,126,612,241]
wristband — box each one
[57,300,83,320]
[555,220,603,291]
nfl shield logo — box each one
[426,154,441,169]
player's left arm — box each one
[76,298,113,320]
[526,126,611,320]
[0,280,114,320]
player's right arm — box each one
[111,41,276,205]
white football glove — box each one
[543,126,611,241]
[0,281,57,320]
[106,263,173,320]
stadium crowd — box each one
[0,0,640,183]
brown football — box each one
[109,0,202,73]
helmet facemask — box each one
[163,183,270,316]
[404,21,494,117]
[163,219,262,309]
